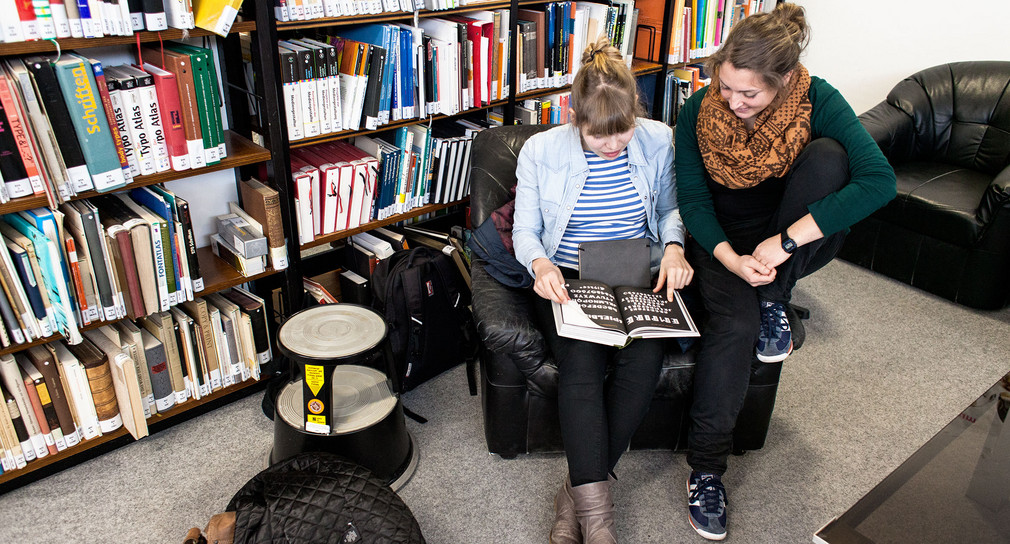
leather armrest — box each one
[859,100,915,162]
[979,164,1010,223]
[471,260,557,396]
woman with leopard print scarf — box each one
[673,3,896,541]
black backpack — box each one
[370,246,477,393]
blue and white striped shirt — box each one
[555,150,647,269]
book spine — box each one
[103,75,138,179]
[149,70,189,171]
[134,70,172,173]
[0,75,45,196]
[0,98,33,199]
[90,61,133,186]
[118,73,156,176]
[82,357,122,432]
[175,197,202,292]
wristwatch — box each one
[780,229,798,254]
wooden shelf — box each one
[514,58,664,103]
[0,20,257,57]
[289,103,506,149]
[195,246,281,295]
[0,132,270,217]
[0,377,266,490]
[300,198,468,250]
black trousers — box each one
[687,138,849,475]
[534,295,664,487]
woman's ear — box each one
[568,108,576,124]
[782,70,794,87]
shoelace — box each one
[761,302,789,338]
[690,477,728,514]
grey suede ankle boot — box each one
[571,480,617,544]
[549,477,582,544]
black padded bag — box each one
[370,246,476,392]
[228,452,425,544]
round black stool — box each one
[271,304,417,490]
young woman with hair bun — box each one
[512,36,693,543]
[675,3,895,540]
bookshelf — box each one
[250,0,668,312]
[0,15,286,493]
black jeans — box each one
[534,295,664,487]
[687,138,849,475]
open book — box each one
[552,279,699,347]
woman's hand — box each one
[532,258,569,303]
[654,243,694,301]
[752,234,791,269]
[713,242,777,286]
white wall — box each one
[793,0,1010,115]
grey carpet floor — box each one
[0,259,1007,543]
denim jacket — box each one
[512,118,686,277]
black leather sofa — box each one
[468,124,782,458]
[838,61,1010,310]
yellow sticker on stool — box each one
[305,364,325,396]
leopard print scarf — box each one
[697,64,812,189]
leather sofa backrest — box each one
[886,60,1010,176]
[469,124,556,227]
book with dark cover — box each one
[221,287,270,366]
[552,278,698,346]
[15,355,62,454]
[2,384,35,463]
[140,328,174,412]
[174,195,203,293]
[138,311,187,404]
[5,239,46,331]
[578,239,652,289]
[69,201,118,320]
[141,0,167,31]
[360,44,386,131]
[26,345,79,447]
[21,55,92,192]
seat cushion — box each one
[874,161,989,246]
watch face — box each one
[782,237,797,253]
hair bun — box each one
[581,35,621,66]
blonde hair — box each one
[706,2,809,98]
[570,36,645,136]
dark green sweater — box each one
[674,77,896,254]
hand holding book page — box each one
[552,279,699,347]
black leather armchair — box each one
[839,61,1010,310]
[468,124,782,458]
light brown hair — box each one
[706,2,810,100]
[570,35,645,136]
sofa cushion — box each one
[874,161,989,246]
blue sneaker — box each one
[757,300,792,362]
[687,471,728,540]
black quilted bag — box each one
[228,452,425,544]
